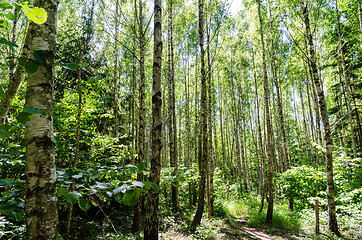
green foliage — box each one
[277,166,325,209]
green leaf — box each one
[24,107,43,115]
[64,63,79,71]
[65,192,79,204]
[132,181,144,188]
[0,38,17,51]
[136,162,145,172]
[22,7,47,24]
[78,198,90,211]
[18,57,27,66]
[25,61,38,74]
[0,125,10,139]
[16,112,32,124]
[79,62,89,67]
[0,2,11,8]
[5,13,15,20]
[0,201,18,211]
[113,184,128,195]
[125,164,138,174]
[150,182,160,193]
[0,19,9,28]
[122,189,141,207]
[57,188,68,197]
[33,50,46,63]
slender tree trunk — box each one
[218,86,227,176]
[167,0,181,218]
[133,0,145,232]
[269,21,289,169]
[131,0,137,164]
[336,0,357,156]
[191,0,208,228]
[25,0,60,238]
[300,0,340,234]
[144,0,162,237]
[258,0,274,224]
[358,0,362,35]
[65,43,85,240]
[252,49,266,212]
[113,0,119,138]
[207,23,214,218]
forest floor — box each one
[159,217,303,240]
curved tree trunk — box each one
[25,0,60,239]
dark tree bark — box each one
[144,0,162,238]
[167,0,181,217]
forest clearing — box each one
[0,0,361,239]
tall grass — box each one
[223,195,301,231]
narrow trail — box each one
[160,217,294,240]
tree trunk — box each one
[359,0,362,35]
[336,0,357,156]
[25,0,60,239]
[133,0,145,232]
[252,48,266,213]
[300,0,340,234]
[191,0,208,228]
[144,0,162,237]
[258,0,274,224]
[167,0,181,218]
[113,0,119,138]
[269,20,289,169]
[207,23,214,218]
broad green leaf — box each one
[122,189,141,207]
[33,50,46,63]
[0,201,18,211]
[0,125,10,139]
[0,2,11,8]
[18,57,27,66]
[78,198,90,211]
[113,184,128,195]
[0,19,9,28]
[135,162,145,172]
[143,181,152,190]
[0,38,17,51]
[132,181,144,188]
[22,7,47,24]
[57,188,68,197]
[16,112,32,124]
[65,192,79,204]
[5,13,15,20]
[25,61,38,74]
[79,62,88,67]
[64,63,79,71]
[24,107,43,115]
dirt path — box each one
[160,218,294,240]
